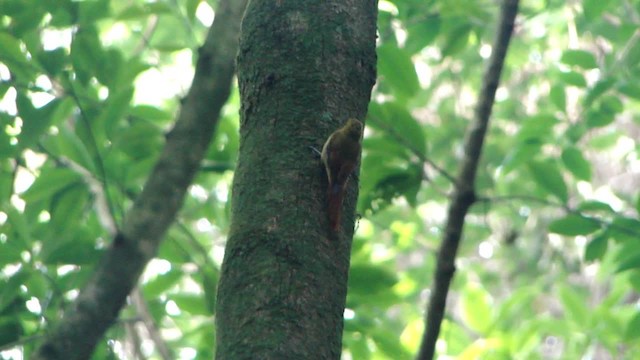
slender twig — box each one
[131,288,173,360]
[0,335,45,352]
[38,144,118,235]
[479,194,640,238]
[133,15,159,57]
[124,319,144,360]
[175,220,216,263]
[65,76,119,232]
[367,115,457,184]
[416,1,520,359]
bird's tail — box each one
[327,183,344,230]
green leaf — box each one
[600,95,624,114]
[50,185,89,233]
[578,200,614,213]
[201,265,219,314]
[42,126,97,174]
[369,102,427,157]
[79,0,110,25]
[616,252,640,273]
[116,5,148,20]
[49,97,75,127]
[0,270,30,313]
[370,163,422,207]
[528,160,568,202]
[515,114,558,142]
[441,24,472,57]
[630,271,640,292]
[186,0,200,21]
[71,27,103,83]
[584,78,616,107]
[617,82,640,100]
[584,232,608,262]
[377,45,420,101]
[585,96,623,128]
[0,317,23,347]
[548,214,600,236]
[625,312,640,340]
[583,0,609,20]
[3,1,46,35]
[372,330,412,359]
[405,15,440,54]
[0,162,14,202]
[143,270,183,298]
[559,285,589,327]
[22,168,83,202]
[96,48,125,90]
[560,50,598,69]
[565,122,587,143]
[587,130,619,149]
[16,95,59,149]
[501,140,542,174]
[114,119,163,160]
[40,230,103,265]
[99,87,134,136]
[346,336,371,359]
[36,47,68,76]
[0,32,30,67]
[460,284,494,335]
[549,85,566,112]
[609,217,640,242]
[561,147,591,181]
[348,264,397,295]
[0,235,23,266]
[129,105,173,122]
[171,294,209,316]
[46,1,77,27]
[558,71,586,87]
[5,207,31,246]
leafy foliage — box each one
[1,0,640,359]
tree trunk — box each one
[215,0,377,359]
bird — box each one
[320,118,363,230]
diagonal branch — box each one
[131,288,173,360]
[416,0,520,359]
[31,0,248,359]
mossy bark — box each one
[215,1,377,359]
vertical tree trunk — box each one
[215,1,377,359]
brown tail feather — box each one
[327,185,344,230]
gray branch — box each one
[416,0,520,359]
[31,0,248,358]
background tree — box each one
[1,0,640,359]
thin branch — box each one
[133,15,160,57]
[0,335,44,353]
[38,144,118,235]
[131,288,173,360]
[65,77,119,231]
[416,1,520,359]
[124,319,145,360]
[367,115,457,184]
[31,0,248,358]
[479,194,640,238]
[479,194,570,210]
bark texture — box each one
[32,0,247,358]
[215,1,377,359]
